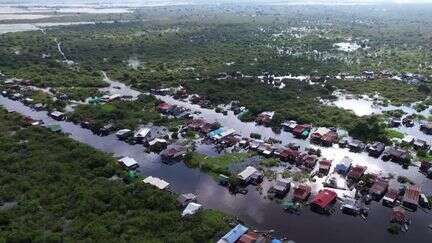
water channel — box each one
[1,76,431,242]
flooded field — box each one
[0,14,54,21]
[0,21,98,34]
[1,75,431,242]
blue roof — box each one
[335,162,351,174]
[220,224,248,243]
[271,240,282,243]
[208,127,224,138]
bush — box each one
[387,224,401,235]
[250,133,262,139]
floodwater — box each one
[100,71,141,99]
[0,14,54,21]
[54,8,132,14]
[0,22,97,34]
[330,94,432,140]
[0,5,133,14]
[332,94,431,117]
[1,78,431,242]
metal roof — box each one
[217,224,249,243]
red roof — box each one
[322,131,338,143]
[347,165,367,180]
[403,185,421,206]
[237,231,258,243]
[303,155,318,169]
[293,185,312,201]
[311,189,337,208]
[187,118,206,128]
[23,116,35,124]
[319,159,332,169]
[391,207,407,224]
[158,102,172,111]
[370,179,389,195]
[279,148,300,160]
[292,124,307,135]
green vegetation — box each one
[1,4,432,141]
[282,170,309,182]
[387,223,401,235]
[260,158,279,167]
[349,116,390,143]
[330,79,430,105]
[0,109,229,242]
[384,129,405,140]
[57,87,103,101]
[250,133,262,139]
[68,94,182,131]
[383,109,406,119]
[184,152,252,176]
[397,176,414,184]
[417,150,432,162]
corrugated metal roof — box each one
[238,166,258,181]
[142,176,169,190]
[118,157,138,168]
[218,224,249,243]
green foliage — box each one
[0,109,229,242]
[282,170,309,182]
[387,223,401,235]
[1,7,432,140]
[250,133,262,139]
[330,79,430,105]
[260,158,279,167]
[384,129,405,139]
[184,152,251,176]
[417,150,432,162]
[68,95,181,130]
[383,109,406,118]
[349,116,389,143]
[397,176,413,184]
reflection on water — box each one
[331,93,431,117]
[332,96,382,116]
[0,23,39,34]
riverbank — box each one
[1,90,431,242]
[0,107,230,242]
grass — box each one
[384,129,405,139]
[184,152,252,176]
[260,158,280,167]
[417,150,432,162]
[282,170,310,182]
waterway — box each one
[1,78,431,242]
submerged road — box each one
[1,92,431,243]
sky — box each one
[2,0,432,6]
